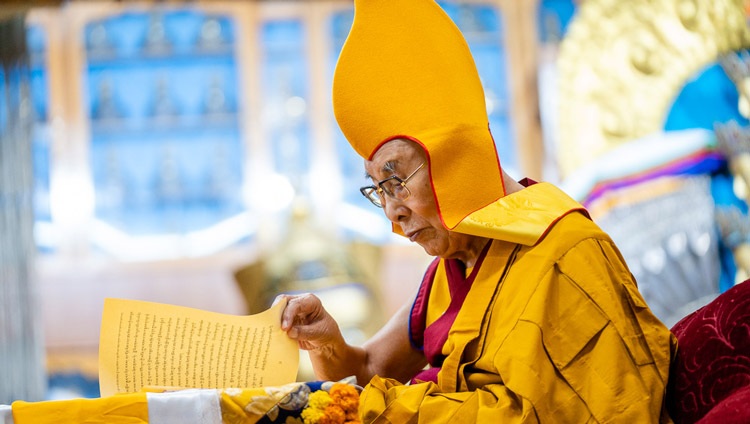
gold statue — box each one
[557,0,750,177]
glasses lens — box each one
[379,178,401,197]
[360,187,383,207]
[382,179,410,201]
[393,182,410,201]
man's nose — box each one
[382,196,408,223]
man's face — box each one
[364,139,476,259]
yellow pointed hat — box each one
[332,0,506,232]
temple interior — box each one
[1,0,749,406]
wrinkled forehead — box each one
[364,138,426,178]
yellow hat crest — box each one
[332,0,506,230]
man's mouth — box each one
[406,229,423,242]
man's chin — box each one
[417,243,440,257]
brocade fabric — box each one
[667,280,750,423]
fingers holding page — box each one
[277,293,323,332]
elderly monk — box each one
[279,0,676,422]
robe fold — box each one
[360,183,676,423]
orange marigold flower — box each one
[330,384,358,401]
[329,383,360,413]
[339,396,358,413]
[320,404,346,424]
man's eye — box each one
[390,183,405,193]
[383,180,399,190]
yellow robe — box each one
[360,185,677,423]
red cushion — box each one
[666,280,750,423]
[696,386,750,424]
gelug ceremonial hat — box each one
[332,0,506,233]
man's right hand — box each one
[276,293,345,353]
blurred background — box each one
[1,0,750,404]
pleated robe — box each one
[360,186,676,423]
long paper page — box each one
[99,298,299,397]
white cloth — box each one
[560,128,713,201]
[146,390,221,424]
[0,405,13,424]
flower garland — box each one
[300,383,361,424]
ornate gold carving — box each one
[557,0,750,177]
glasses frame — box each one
[359,162,425,208]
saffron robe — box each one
[360,183,676,423]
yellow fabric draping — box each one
[12,392,149,424]
[360,206,676,423]
[452,182,586,246]
[10,383,306,424]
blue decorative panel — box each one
[261,19,311,192]
[84,10,245,242]
[538,0,577,43]
[26,25,53,250]
[27,25,48,122]
[48,372,100,400]
[664,62,748,131]
[664,56,750,294]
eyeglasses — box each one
[360,162,425,208]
